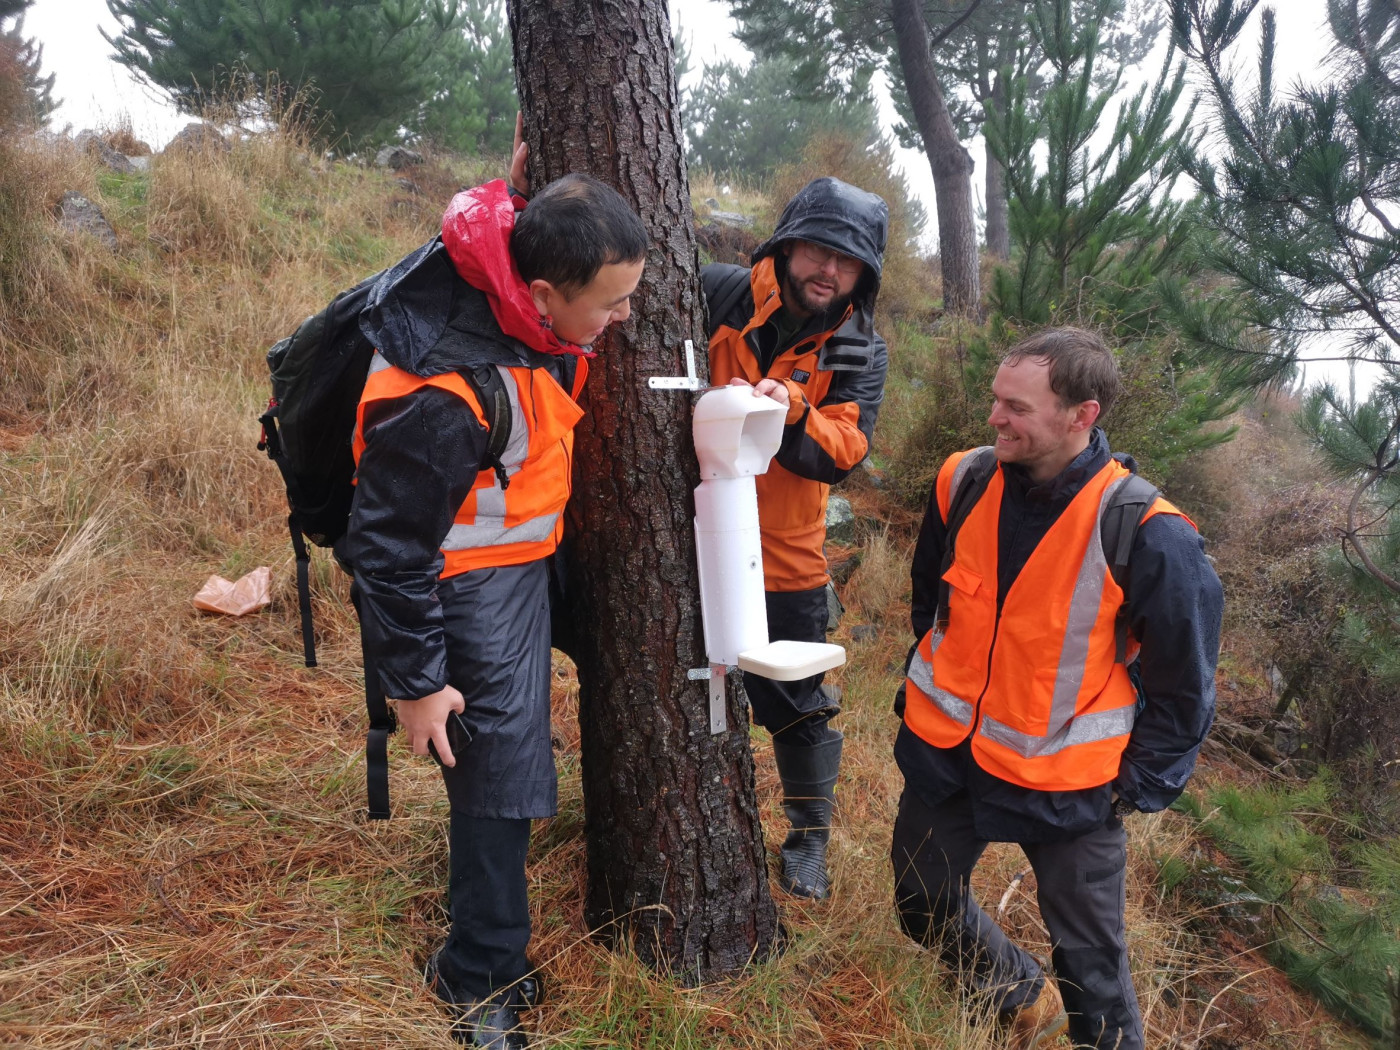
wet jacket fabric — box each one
[903,451,1185,792]
[895,429,1223,842]
[703,177,890,592]
[339,180,585,705]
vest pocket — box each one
[942,562,982,596]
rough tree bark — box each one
[506,0,780,980]
[983,70,1011,261]
[891,0,982,314]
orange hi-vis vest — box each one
[353,351,586,577]
[707,257,871,592]
[903,452,1189,792]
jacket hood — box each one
[441,180,594,357]
[752,177,889,306]
[359,181,593,375]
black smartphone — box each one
[427,711,474,765]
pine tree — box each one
[683,55,882,181]
[980,0,1249,470]
[0,2,55,130]
[508,0,780,979]
[103,0,514,151]
[414,0,516,154]
[1172,0,1400,590]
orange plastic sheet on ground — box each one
[193,566,272,617]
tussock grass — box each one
[0,118,1366,1049]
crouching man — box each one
[891,328,1222,1048]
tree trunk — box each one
[507,0,779,980]
[984,70,1011,261]
[890,0,981,314]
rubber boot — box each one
[772,731,843,899]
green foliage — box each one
[413,0,516,155]
[683,54,883,182]
[1173,0,1400,594]
[0,3,55,130]
[982,0,1241,469]
[986,0,1196,331]
[0,14,53,129]
[1176,778,1400,1041]
[885,0,1165,150]
[104,0,516,152]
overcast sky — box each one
[24,0,1353,380]
[28,0,1335,226]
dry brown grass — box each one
[0,124,1370,1049]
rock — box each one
[128,155,151,173]
[708,209,754,228]
[395,177,420,194]
[826,550,862,584]
[166,122,230,154]
[376,145,424,170]
[825,581,845,630]
[860,458,888,489]
[825,495,857,544]
[75,130,135,174]
[57,192,117,250]
[694,221,758,266]
[851,624,878,643]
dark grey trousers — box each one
[891,788,1143,1050]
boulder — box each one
[165,123,230,154]
[694,221,758,267]
[825,494,857,545]
[375,145,424,170]
[75,130,135,174]
[57,192,117,250]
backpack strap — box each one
[1102,472,1160,663]
[351,587,396,821]
[702,265,754,340]
[258,393,319,668]
[456,364,513,490]
[936,446,998,630]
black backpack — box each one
[257,273,513,668]
[939,446,1160,664]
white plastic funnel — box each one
[692,385,786,479]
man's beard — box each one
[782,272,854,320]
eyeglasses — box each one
[794,241,863,275]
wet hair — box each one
[1002,327,1124,420]
[510,174,648,299]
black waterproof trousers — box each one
[370,559,556,1003]
[743,586,841,746]
[891,788,1143,1050]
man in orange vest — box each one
[703,177,889,900]
[339,166,645,1047]
[891,328,1222,1049]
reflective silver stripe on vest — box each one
[368,350,392,374]
[443,512,560,550]
[979,474,1136,758]
[907,632,974,726]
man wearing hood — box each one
[892,329,1221,1048]
[701,177,890,901]
[339,171,646,1047]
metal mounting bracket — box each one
[686,663,728,735]
[647,340,701,391]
